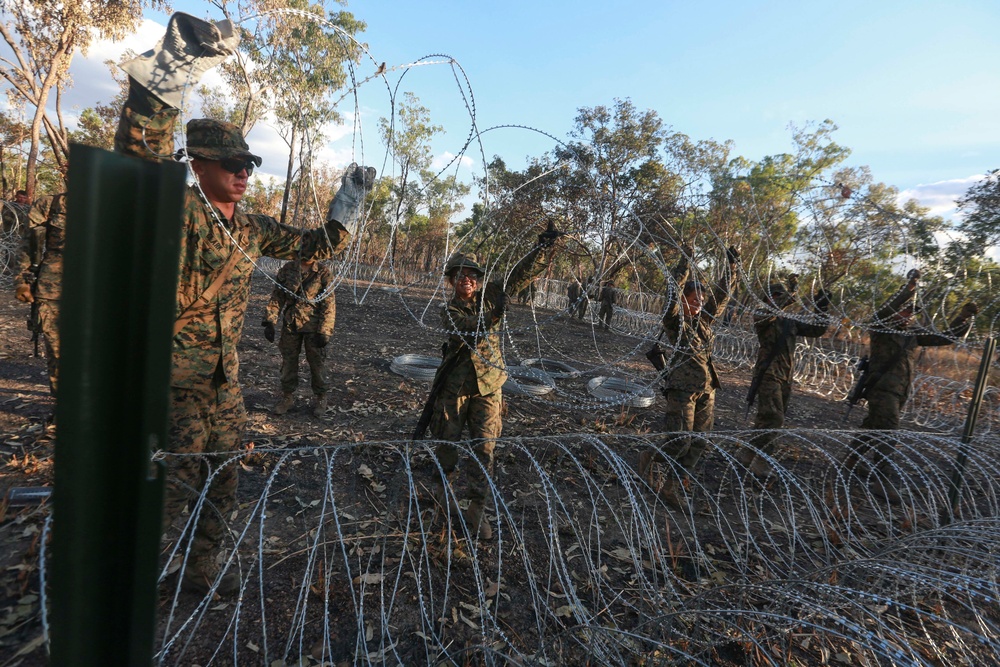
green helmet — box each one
[444,252,484,277]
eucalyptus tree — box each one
[0,0,168,195]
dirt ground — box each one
[0,271,990,665]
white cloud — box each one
[898,175,983,220]
[432,151,475,171]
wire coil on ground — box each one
[521,357,581,379]
[503,365,557,396]
[389,354,441,381]
[587,376,656,407]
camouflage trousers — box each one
[164,378,246,560]
[653,388,716,470]
[750,377,792,455]
[278,329,327,395]
[430,373,502,503]
[576,299,588,320]
[849,388,904,465]
[38,298,60,396]
[598,303,613,329]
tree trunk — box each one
[279,124,298,226]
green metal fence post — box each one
[50,144,185,665]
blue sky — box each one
[54,1,1000,218]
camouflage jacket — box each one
[567,281,580,302]
[17,194,66,301]
[265,260,336,335]
[115,82,351,390]
[599,285,616,306]
[2,201,29,235]
[866,282,971,400]
[752,310,828,385]
[661,254,737,393]
[435,247,550,397]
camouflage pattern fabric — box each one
[116,80,352,558]
[265,260,336,335]
[434,245,549,398]
[115,81,351,392]
[651,389,716,470]
[278,332,328,395]
[163,379,244,559]
[429,244,550,501]
[598,285,615,328]
[17,194,66,301]
[750,309,829,454]
[37,299,60,395]
[430,372,502,503]
[267,260,336,396]
[661,254,736,394]
[850,281,972,463]
[2,201,28,235]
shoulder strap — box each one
[173,238,246,336]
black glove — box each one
[786,273,799,294]
[489,290,507,323]
[312,333,330,348]
[814,288,831,312]
[726,245,740,265]
[906,268,920,285]
[537,220,562,248]
[959,302,980,319]
[262,320,275,343]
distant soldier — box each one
[598,281,616,330]
[422,226,561,540]
[639,244,739,508]
[13,193,66,396]
[740,276,831,477]
[2,189,30,235]
[846,269,978,503]
[578,276,593,320]
[263,258,336,418]
[567,278,582,319]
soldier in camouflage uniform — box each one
[739,277,831,478]
[263,258,336,417]
[638,244,739,509]
[428,229,560,540]
[846,269,977,503]
[14,193,66,396]
[598,281,616,330]
[116,13,371,594]
[2,190,30,236]
[567,279,581,320]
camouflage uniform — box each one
[598,283,616,330]
[852,282,973,464]
[430,248,550,505]
[567,281,581,319]
[115,82,352,560]
[2,201,29,237]
[265,260,336,396]
[15,194,67,394]
[749,293,829,456]
[654,252,736,470]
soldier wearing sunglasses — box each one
[114,13,374,595]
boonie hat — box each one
[444,252,484,277]
[184,118,262,165]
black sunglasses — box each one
[219,156,259,176]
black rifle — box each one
[843,355,871,422]
[412,344,461,441]
[26,264,41,357]
[745,317,793,419]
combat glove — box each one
[786,273,799,294]
[537,220,562,248]
[813,288,832,313]
[262,320,275,343]
[906,268,921,287]
[121,13,240,108]
[959,302,980,319]
[726,245,741,265]
[312,333,330,348]
[327,163,377,235]
[15,283,33,304]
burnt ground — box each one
[0,272,994,666]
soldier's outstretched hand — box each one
[15,284,33,304]
[327,163,377,234]
[726,245,740,266]
[960,302,980,319]
[906,268,921,286]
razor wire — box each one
[38,430,996,666]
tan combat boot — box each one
[638,450,655,486]
[464,499,493,541]
[273,393,295,415]
[657,476,686,511]
[312,394,328,418]
[181,556,240,596]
